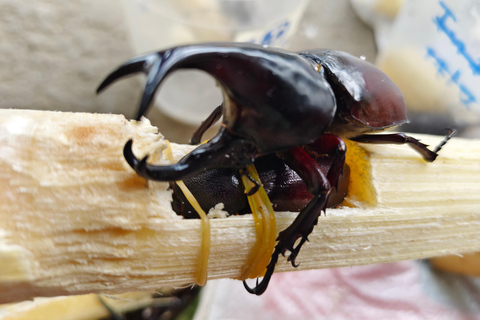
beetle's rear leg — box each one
[244,136,346,295]
[279,136,346,262]
[350,129,456,162]
[244,146,331,295]
[190,104,223,145]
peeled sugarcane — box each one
[0,109,479,305]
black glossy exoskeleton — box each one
[97,43,454,295]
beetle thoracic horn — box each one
[123,127,258,182]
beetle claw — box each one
[287,236,309,268]
[243,246,281,295]
[136,155,150,178]
[123,139,153,179]
[288,256,301,268]
[433,128,457,154]
[123,139,150,177]
[123,139,137,169]
[244,231,309,294]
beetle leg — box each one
[277,147,332,260]
[306,134,347,190]
[278,137,346,261]
[124,127,258,182]
[190,104,223,145]
[245,144,343,295]
[350,129,456,162]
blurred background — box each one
[1,0,479,142]
[1,0,480,319]
[1,0,377,145]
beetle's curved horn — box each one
[124,127,258,181]
[96,53,168,120]
[98,43,308,121]
[96,54,158,92]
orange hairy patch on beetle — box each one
[343,140,377,207]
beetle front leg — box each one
[350,129,456,162]
[124,127,258,182]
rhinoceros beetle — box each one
[97,43,455,295]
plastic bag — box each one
[376,0,480,132]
